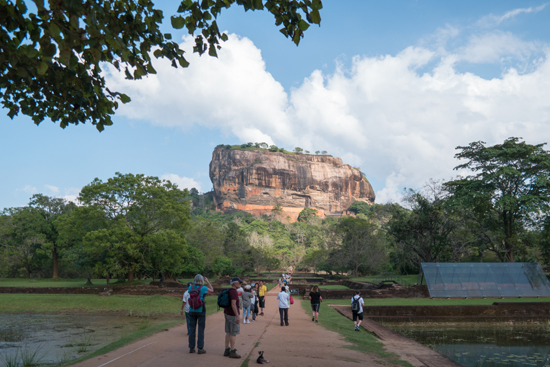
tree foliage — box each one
[444,137,550,262]
[1,0,322,130]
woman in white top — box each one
[277,286,290,326]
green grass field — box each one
[319,285,349,290]
[0,294,221,316]
[300,300,410,366]
[0,278,159,287]
[325,297,550,306]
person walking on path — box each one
[224,277,243,359]
[181,282,193,335]
[351,291,365,331]
[242,285,254,324]
[258,280,267,316]
[252,283,259,321]
[188,275,214,354]
[277,286,290,326]
[308,285,323,324]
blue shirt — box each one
[189,285,208,313]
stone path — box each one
[74,287,385,367]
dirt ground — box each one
[73,287,387,367]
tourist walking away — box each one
[351,291,365,331]
[188,275,214,353]
[252,283,259,321]
[237,283,244,312]
[242,285,254,323]
[181,282,193,335]
[259,280,267,316]
[223,277,243,359]
[309,285,323,323]
[277,286,290,326]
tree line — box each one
[1,138,549,281]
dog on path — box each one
[257,351,269,364]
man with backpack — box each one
[351,290,364,331]
[218,276,243,359]
[188,274,214,354]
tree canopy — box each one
[444,137,550,262]
[0,0,323,131]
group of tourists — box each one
[181,275,268,359]
[180,273,367,359]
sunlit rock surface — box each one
[209,147,375,221]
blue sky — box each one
[2,1,550,208]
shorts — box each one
[259,296,265,308]
[224,314,240,336]
[352,311,363,322]
[311,304,320,312]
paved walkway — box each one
[74,287,384,367]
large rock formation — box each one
[209,147,375,221]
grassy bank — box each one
[0,294,220,316]
[0,278,145,287]
[319,285,349,290]
[350,274,420,285]
[300,300,410,366]
[326,297,550,306]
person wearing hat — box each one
[224,276,242,359]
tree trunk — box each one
[128,268,134,282]
[52,246,59,280]
[25,263,30,279]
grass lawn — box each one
[319,285,349,290]
[325,297,550,306]
[0,278,156,287]
[300,300,410,366]
[0,294,221,316]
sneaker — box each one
[315,320,318,324]
[312,317,315,322]
[190,348,196,353]
[229,349,241,359]
[198,349,206,354]
[223,347,231,357]
[280,323,284,326]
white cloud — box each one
[61,188,80,204]
[105,28,550,204]
[19,185,37,195]
[160,174,202,192]
[44,185,60,194]
[477,4,548,28]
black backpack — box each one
[217,289,231,309]
[351,296,360,312]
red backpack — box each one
[188,285,204,311]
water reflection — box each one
[380,319,550,367]
[0,314,166,365]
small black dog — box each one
[257,351,269,364]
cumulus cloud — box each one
[18,185,37,195]
[105,20,550,203]
[160,174,202,192]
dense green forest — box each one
[1,138,550,281]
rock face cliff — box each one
[209,147,375,221]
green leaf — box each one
[311,9,321,24]
[49,22,61,37]
[164,33,172,40]
[220,33,228,41]
[153,49,163,58]
[178,57,189,67]
[146,63,157,74]
[37,61,49,75]
[208,45,218,57]
[298,19,310,31]
[119,94,131,103]
[171,16,185,29]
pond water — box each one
[380,319,550,367]
[0,314,166,366]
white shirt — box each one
[277,291,290,308]
[182,291,190,313]
[351,295,364,314]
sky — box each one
[1,0,550,208]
